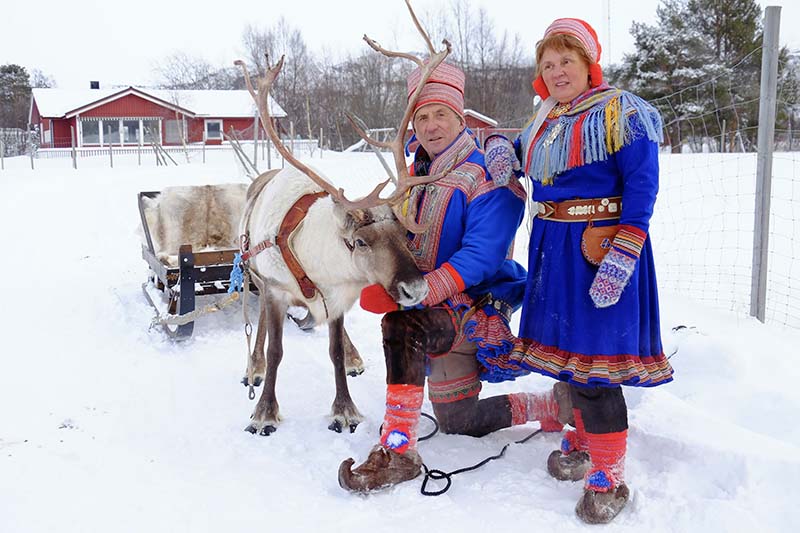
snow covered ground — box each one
[1,149,798,532]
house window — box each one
[164,119,184,144]
[205,119,223,141]
[143,120,161,144]
[102,120,120,146]
[123,120,141,144]
[82,121,99,144]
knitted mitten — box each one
[589,225,647,308]
[379,384,424,454]
[360,284,400,314]
[484,135,520,185]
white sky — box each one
[2,0,798,90]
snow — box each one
[32,87,287,119]
[1,149,798,533]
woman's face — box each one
[540,46,591,103]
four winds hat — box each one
[406,61,465,122]
[533,18,604,99]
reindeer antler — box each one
[345,0,456,231]
[235,57,392,211]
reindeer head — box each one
[330,203,427,306]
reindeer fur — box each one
[241,166,428,436]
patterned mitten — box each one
[421,263,465,306]
[589,226,647,308]
[360,284,400,314]
[484,135,520,185]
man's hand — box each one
[484,135,520,185]
[360,284,400,314]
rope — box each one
[150,291,240,328]
[420,428,544,496]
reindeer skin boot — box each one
[575,430,629,524]
[338,384,424,493]
[547,407,591,481]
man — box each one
[338,61,572,493]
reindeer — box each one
[234,2,453,436]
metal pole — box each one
[29,137,34,170]
[320,128,324,159]
[750,6,781,322]
[1,139,5,170]
[290,121,295,155]
[202,132,206,164]
[720,119,726,153]
[267,137,272,169]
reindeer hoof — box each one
[347,368,365,378]
[329,420,344,433]
[349,423,359,434]
[259,425,277,436]
[241,376,263,387]
[245,424,258,434]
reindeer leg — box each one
[243,287,268,388]
[245,292,286,436]
[342,326,365,377]
[328,316,364,433]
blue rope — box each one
[228,253,244,293]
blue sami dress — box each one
[508,85,674,388]
[406,129,530,383]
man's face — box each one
[412,103,463,157]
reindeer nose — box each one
[396,279,428,306]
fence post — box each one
[29,138,34,170]
[1,139,4,170]
[720,120,726,153]
[107,127,114,168]
[750,6,781,323]
[70,126,77,170]
[253,114,259,167]
[290,121,295,155]
[202,132,206,164]
[320,128,324,159]
[267,137,272,169]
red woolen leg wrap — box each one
[584,429,627,492]
[507,390,563,431]
[561,408,589,453]
[380,384,424,454]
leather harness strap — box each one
[275,191,329,299]
[240,190,329,300]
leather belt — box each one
[537,196,622,222]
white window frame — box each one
[204,119,223,141]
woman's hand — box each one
[589,226,647,308]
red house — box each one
[29,86,287,149]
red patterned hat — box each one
[532,18,604,99]
[407,61,465,121]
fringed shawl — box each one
[521,85,663,184]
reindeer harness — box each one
[240,190,329,301]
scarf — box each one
[521,84,663,184]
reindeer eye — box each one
[354,238,368,248]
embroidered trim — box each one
[612,225,647,259]
[509,338,673,387]
[521,86,663,184]
[428,371,482,404]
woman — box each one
[485,18,674,524]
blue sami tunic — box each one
[508,86,674,388]
[407,129,530,382]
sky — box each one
[2,0,798,90]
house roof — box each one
[31,87,287,120]
[464,109,498,127]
